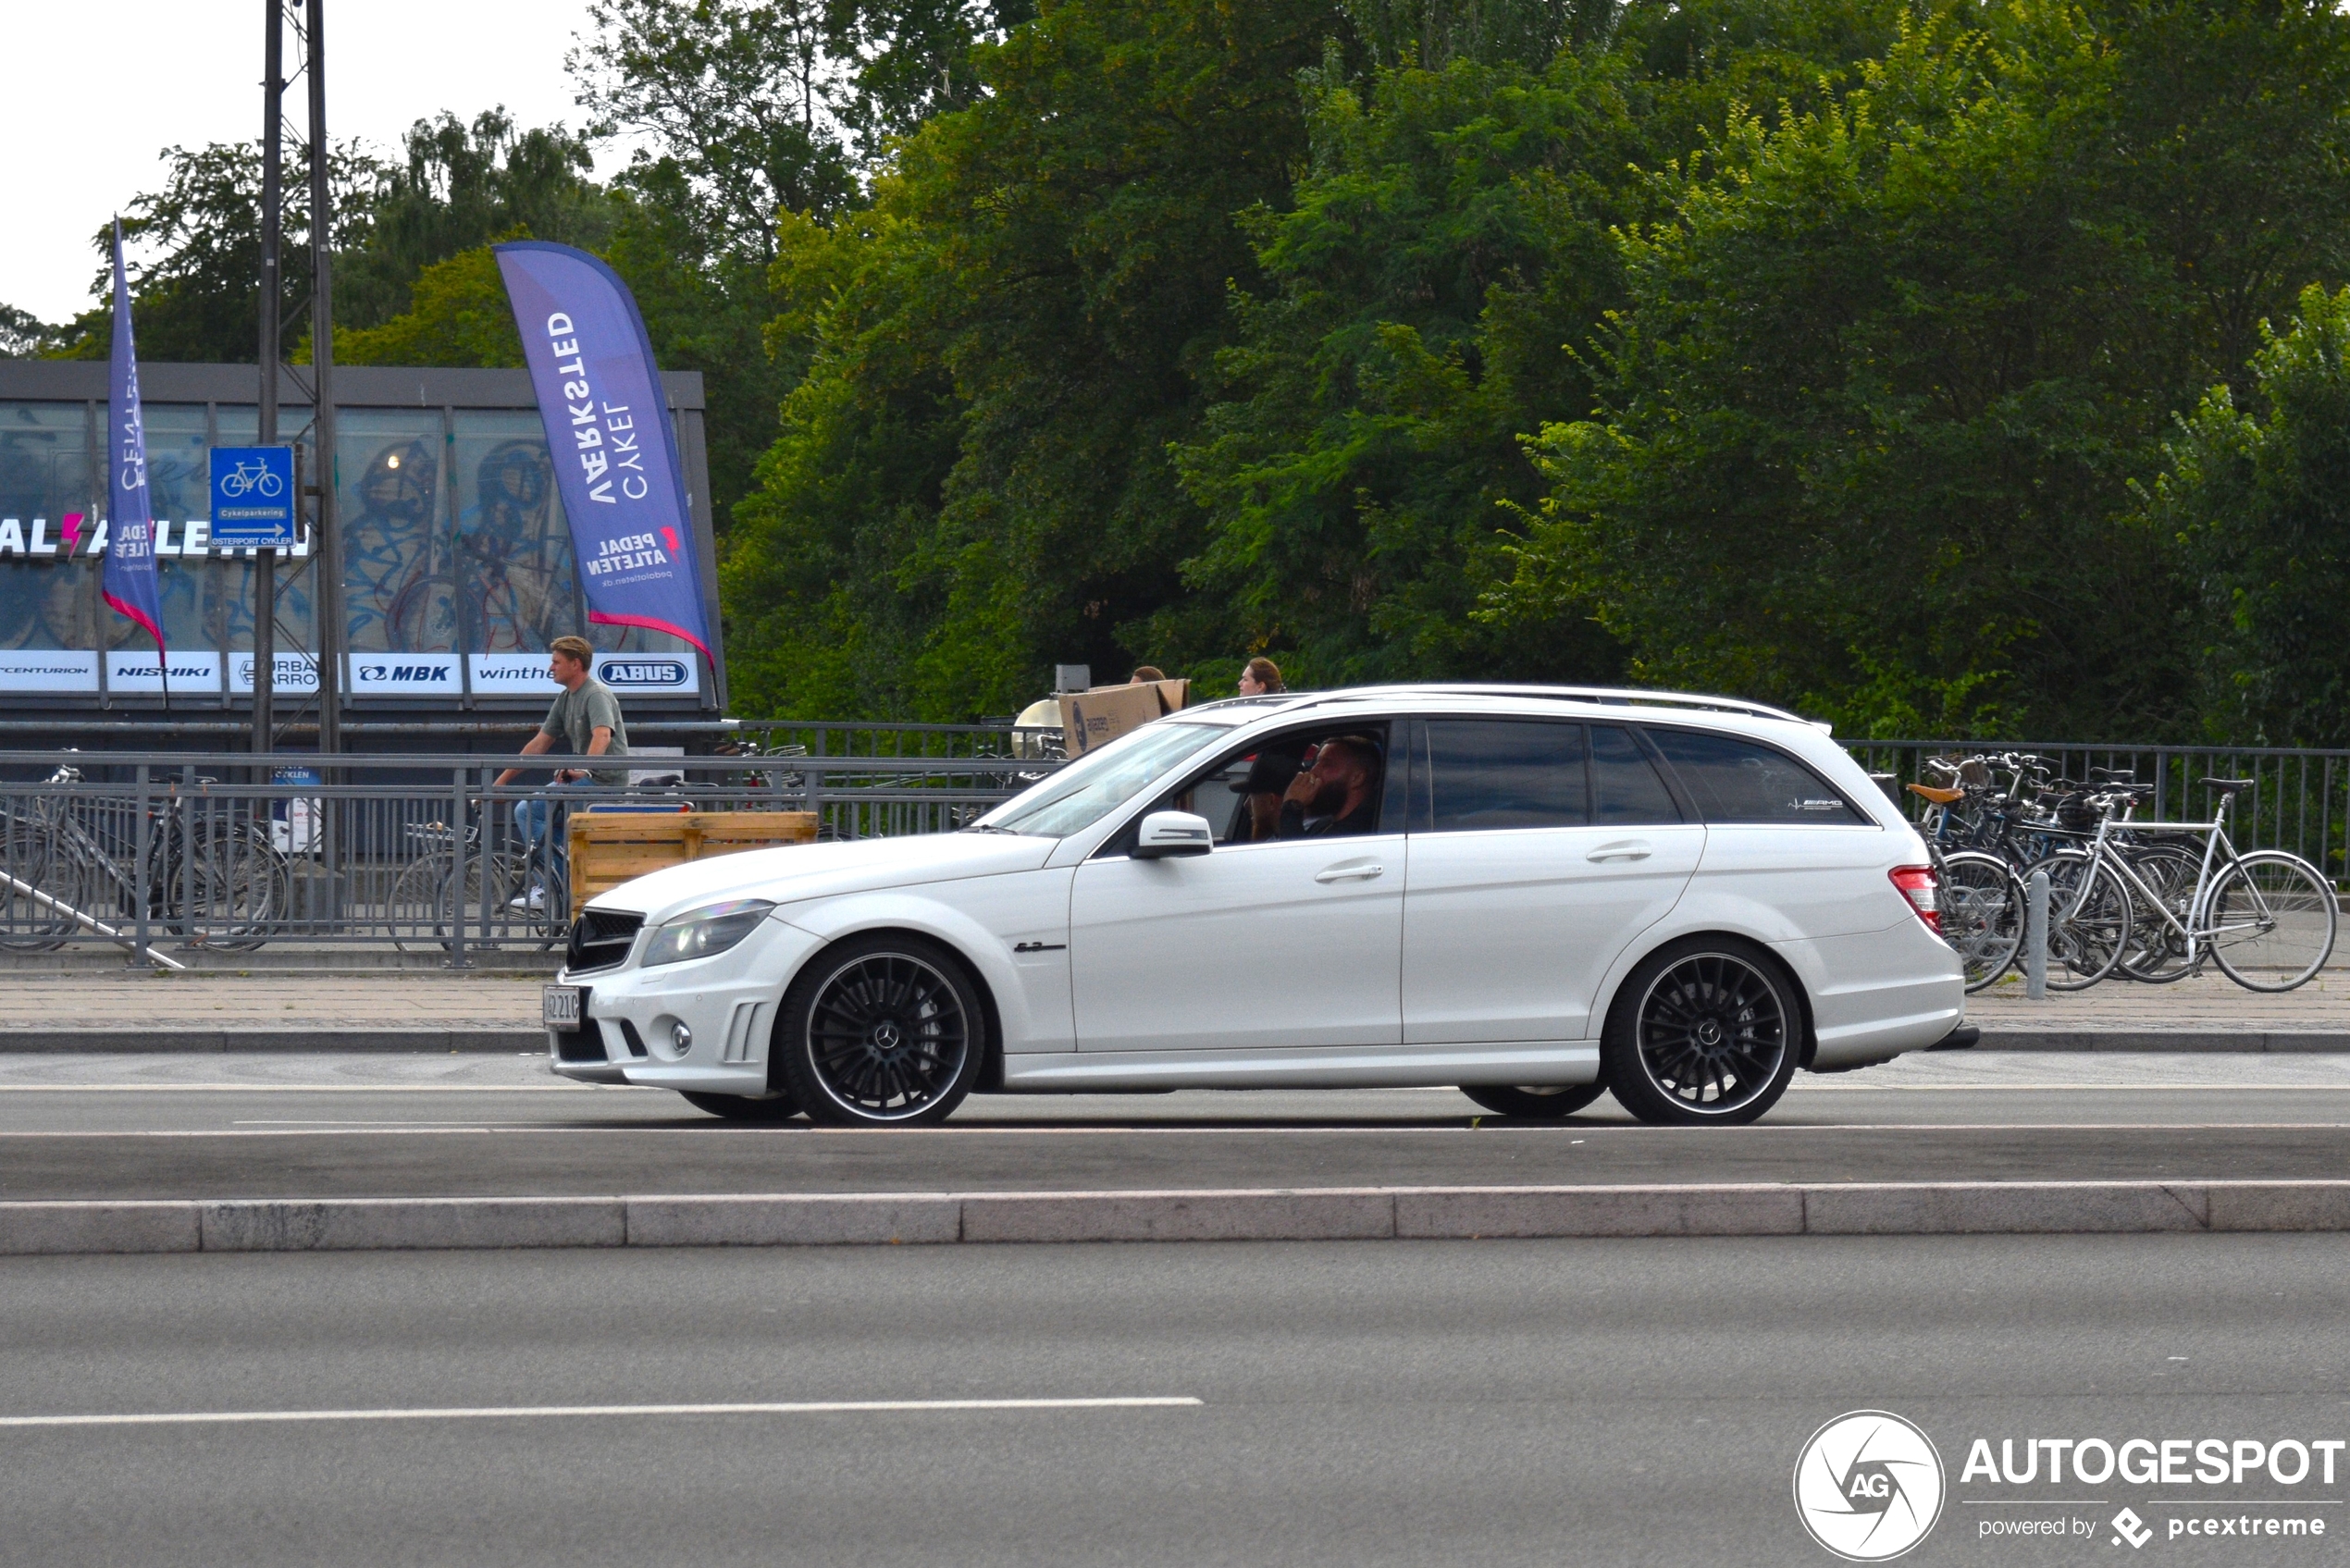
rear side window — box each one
[1424,720,1587,832]
[1589,725,1681,824]
[1646,730,1867,824]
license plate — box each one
[542,985,583,1029]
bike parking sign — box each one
[207,445,295,547]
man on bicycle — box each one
[495,636,630,911]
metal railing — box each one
[0,747,1057,963]
[1845,741,2350,885]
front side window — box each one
[1424,719,1588,832]
[1646,729,1867,824]
[1143,723,1395,849]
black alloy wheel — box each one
[1602,940,1800,1126]
[776,934,983,1127]
[678,1089,804,1123]
[1460,1083,1608,1118]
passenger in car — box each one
[1277,736,1381,837]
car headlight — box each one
[641,899,776,969]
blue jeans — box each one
[514,779,598,891]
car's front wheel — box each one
[775,934,983,1127]
[1459,1083,1607,1118]
[1602,939,1800,1126]
[678,1090,802,1123]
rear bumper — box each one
[1773,923,1965,1070]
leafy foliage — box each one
[2146,286,2350,746]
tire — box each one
[2034,851,2130,991]
[1601,938,1801,1126]
[1936,850,2024,993]
[2113,840,2203,983]
[1460,1083,1608,1118]
[774,934,984,1127]
[2207,852,2338,993]
[678,1089,804,1123]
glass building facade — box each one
[0,362,721,712]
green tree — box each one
[1497,0,2350,739]
[52,138,382,364]
[337,109,611,330]
[725,0,1335,718]
[1167,52,1643,692]
[2145,285,2350,745]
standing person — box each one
[497,635,632,909]
[1237,656,1284,696]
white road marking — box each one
[0,1396,1204,1429]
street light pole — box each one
[253,0,283,759]
[305,0,340,759]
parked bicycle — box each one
[0,764,288,953]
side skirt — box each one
[997,1041,1600,1093]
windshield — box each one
[978,721,1232,838]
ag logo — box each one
[1793,1410,1945,1562]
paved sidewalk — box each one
[0,970,545,1052]
[0,965,2339,1052]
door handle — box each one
[1315,863,1385,883]
[1587,841,1652,862]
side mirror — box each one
[1132,810,1213,859]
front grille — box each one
[566,908,644,973]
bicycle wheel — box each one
[2114,839,2203,983]
[2035,850,2131,990]
[389,849,458,953]
[1936,850,2024,992]
[2206,852,2337,993]
[162,825,287,952]
[0,809,82,952]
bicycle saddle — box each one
[2200,777,2256,794]
[1907,784,1963,805]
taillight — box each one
[1889,865,1940,933]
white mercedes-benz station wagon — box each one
[544,685,1964,1127]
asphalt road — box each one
[3,1235,2346,1567]
[0,1054,2345,1201]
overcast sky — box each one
[0,0,616,323]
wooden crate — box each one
[566,810,821,919]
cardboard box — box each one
[1058,679,1190,758]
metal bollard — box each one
[2024,869,2049,999]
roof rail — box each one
[1266,684,1821,728]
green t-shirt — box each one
[542,676,632,784]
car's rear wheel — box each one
[775,934,983,1127]
[678,1090,803,1123]
[1602,939,1800,1126]
[1459,1083,1607,1118]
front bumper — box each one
[546,913,823,1093]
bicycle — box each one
[2040,778,2336,991]
[0,765,288,953]
[389,809,529,954]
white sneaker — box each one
[507,885,547,912]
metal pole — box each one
[2024,869,2049,999]
[305,0,340,759]
[132,764,152,969]
[254,0,283,759]
[449,766,470,970]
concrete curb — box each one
[7,1180,2350,1255]
[1976,1030,2350,1053]
[4,1028,2342,1056]
[0,1029,542,1055]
